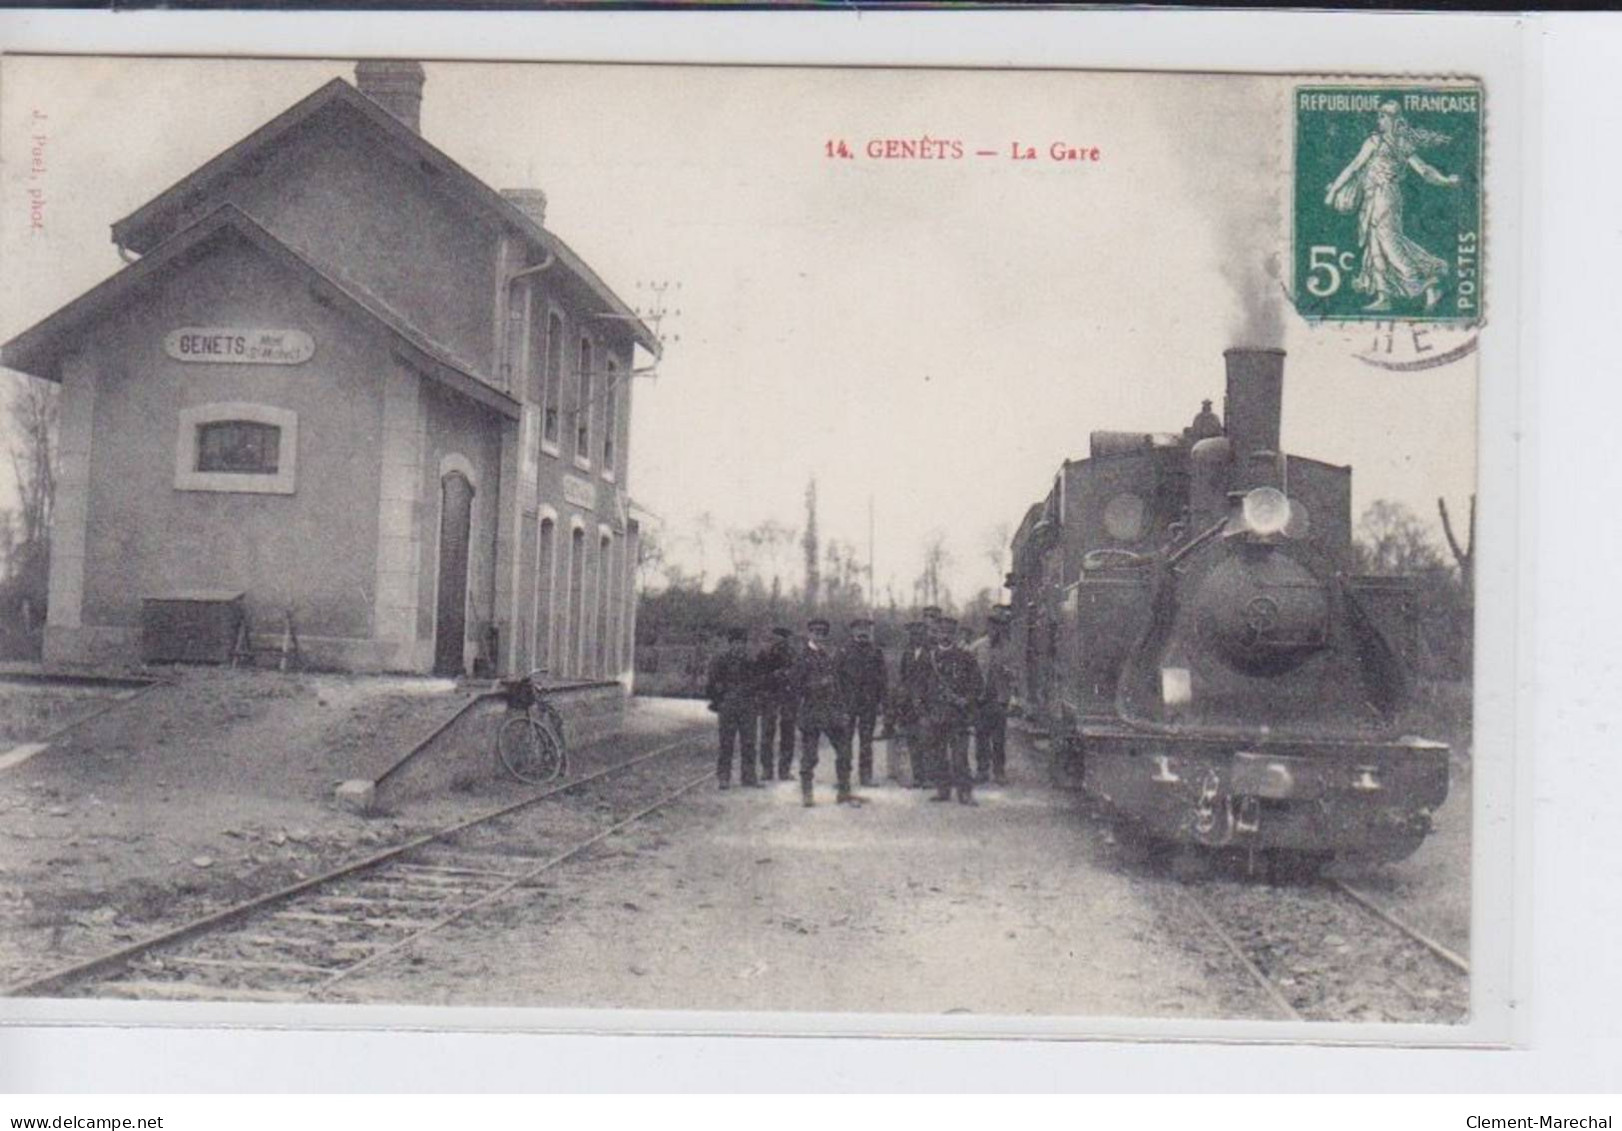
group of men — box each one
[703,605,1016,808]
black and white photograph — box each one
[0,50,1513,1044]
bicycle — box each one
[496,667,569,784]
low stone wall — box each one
[353,681,626,812]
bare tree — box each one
[689,510,716,586]
[802,478,820,610]
[747,518,797,595]
[1352,499,1446,576]
[1438,495,1476,602]
[983,520,1013,593]
[724,525,759,582]
[634,522,668,593]
[915,530,952,610]
[3,378,58,643]
[6,378,57,558]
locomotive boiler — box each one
[1008,348,1448,867]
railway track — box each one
[4,733,712,1003]
[1177,874,1470,1023]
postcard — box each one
[0,52,1514,1044]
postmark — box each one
[1352,318,1479,372]
[1293,84,1483,324]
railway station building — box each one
[2,61,656,682]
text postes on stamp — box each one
[1293,84,1482,324]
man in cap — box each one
[790,616,858,806]
[894,620,932,787]
[919,615,984,804]
[754,626,797,781]
[971,606,1016,785]
[704,627,760,790]
[837,618,887,788]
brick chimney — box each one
[501,188,548,229]
[355,60,426,134]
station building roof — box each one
[109,77,658,357]
[0,204,521,420]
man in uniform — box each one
[755,626,797,782]
[790,617,859,807]
[704,627,760,790]
[920,615,984,805]
[894,620,932,787]
[972,605,1015,785]
[837,618,887,788]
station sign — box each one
[164,327,315,365]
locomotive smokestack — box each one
[1223,347,1285,489]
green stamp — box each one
[1293,85,1482,323]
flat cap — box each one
[806,617,831,631]
[849,618,874,629]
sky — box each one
[0,57,1479,603]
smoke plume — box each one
[1169,80,1289,348]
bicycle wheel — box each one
[535,703,568,776]
[497,715,564,784]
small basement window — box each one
[175,402,297,495]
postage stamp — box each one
[1293,84,1483,323]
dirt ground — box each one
[335,731,1262,1019]
[0,667,508,987]
[2,672,1472,1017]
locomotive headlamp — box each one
[1241,486,1293,537]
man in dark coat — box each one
[705,627,760,790]
[791,617,858,807]
[755,626,798,782]
[895,620,932,788]
[972,605,1015,785]
[837,618,887,788]
[919,615,985,805]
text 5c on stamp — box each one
[1293,85,1482,324]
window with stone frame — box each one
[576,337,593,465]
[602,356,619,475]
[543,312,564,449]
[196,419,281,474]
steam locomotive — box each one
[1008,348,1448,868]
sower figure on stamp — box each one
[1324,100,1461,314]
[837,617,887,788]
[705,627,760,790]
[921,615,984,805]
[971,605,1015,785]
[791,617,859,808]
[755,626,798,783]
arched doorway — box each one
[567,526,586,678]
[533,516,556,674]
[433,470,474,676]
[596,533,612,677]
